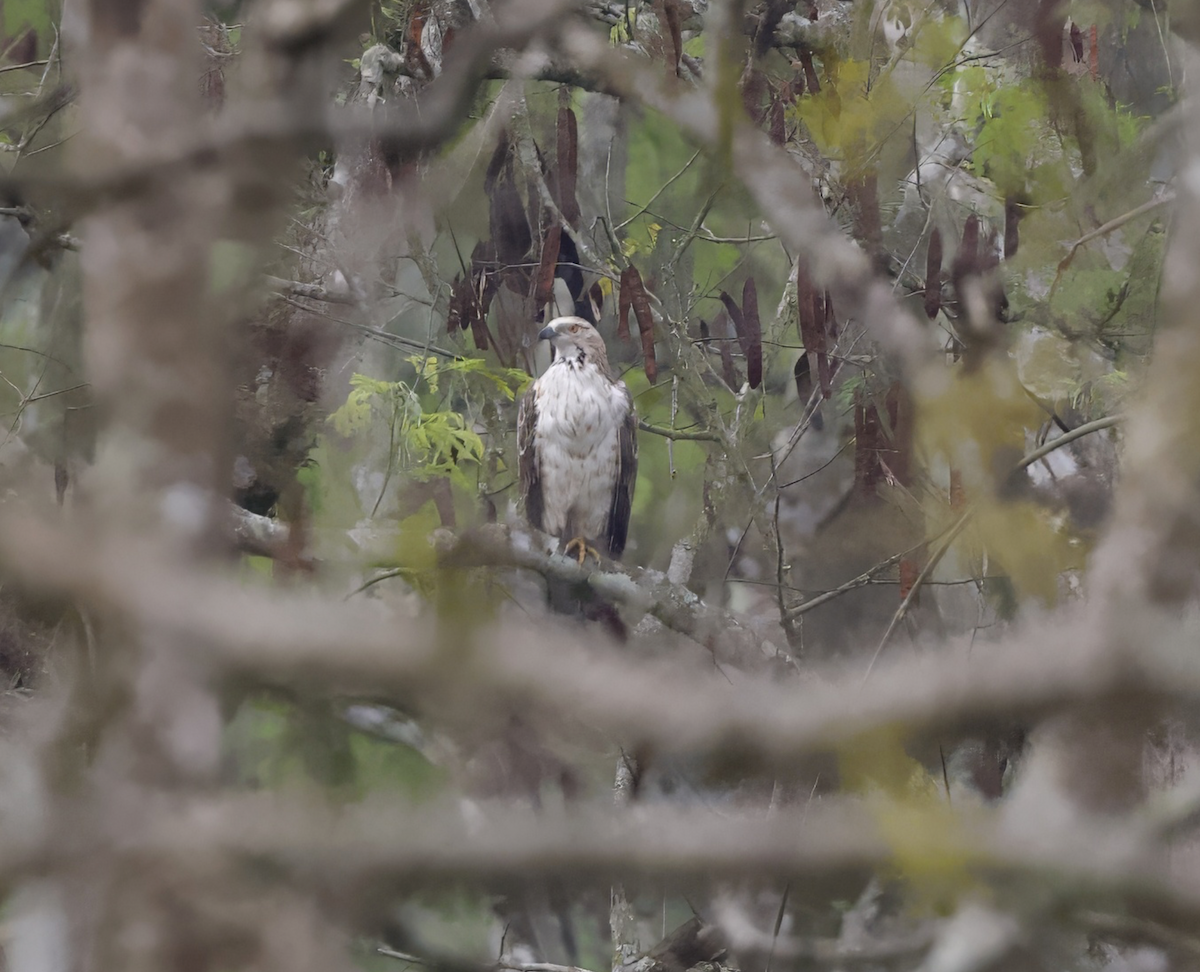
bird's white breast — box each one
[533,359,629,540]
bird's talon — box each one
[564,537,601,566]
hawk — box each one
[518,316,637,562]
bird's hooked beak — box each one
[538,316,591,350]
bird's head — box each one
[537,316,608,367]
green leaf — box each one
[971,81,1053,197]
[910,14,967,69]
[328,387,376,437]
[793,59,909,168]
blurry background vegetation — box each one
[0,0,1193,969]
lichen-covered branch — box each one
[433,525,793,672]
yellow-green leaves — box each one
[917,359,1082,601]
[910,14,967,68]
[971,81,1054,199]
[621,221,662,259]
[793,59,908,168]
[969,498,1078,602]
[918,358,1040,475]
[411,355,531,402]
[839,725,933,799]
[328,372,486,488]
[407,411,486,483]
[839,727,977,909]
[328,373,389,437]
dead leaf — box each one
[1004,198,1021,259]
[793,353,810,399]
[468,240,498,351]
[847,171,883,269]
[718,290,744,335]
[487,134,532,269]
[654,0,684,75]
[407,2,434,78]
[618,265,636,341]
[534,224,562,315]
[626,266,657,383]
[740,69,769,123]
[740,276,763,389]
[1034,0,1066,70]
[447,274,470,332]
[794,261,830,398]
[952,213,981,293]
[798,50,820,93]
[1069,21,1084,62]
[715,315,741,390]
[898,557,920,602]
[556,99,581,227]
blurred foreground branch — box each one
[0,515,1195,773]
[18,794,1200,930]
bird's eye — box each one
[569,325,581,333]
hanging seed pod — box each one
[534,224,562,315]
[798,50,820,92]
[1004,198,1021,259]
[740,277,763,389]
[556,99,581,227]
[618,265,637,341]
[628,268,658,383]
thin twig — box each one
[637,419,721,442]
[1013,414,1123,472]
[770,453,801,651]
[1052,195,1174,294]
[764,883,791,972]
[0,59,48,75]
[667,183,722,268]
[778,438,853,489]
[616,147,703,231]
[786,547,918,620]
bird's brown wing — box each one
[517,381,544,532]
[605,386,638,558]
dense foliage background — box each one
[0,0,1193,968]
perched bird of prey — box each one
[518,316,637,562]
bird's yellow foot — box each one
[564,537,602,566]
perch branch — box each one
[266,275,359,305]
[229,504,292,559]
[2,513,1200,770]
[434,526,791,672]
